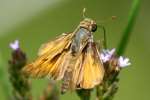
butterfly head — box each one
[80,18,97,32]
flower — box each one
[9,40,19,50]
[100,48,131,68]
[118,56,131,67]
[100,48,116,63]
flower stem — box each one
[76,89,91,100]
[40,81,59,100]
[117,0,140,55]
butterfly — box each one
[23,17,105,94]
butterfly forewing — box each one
[38,33,73,56]
[79,43,104,89]
[23,32,74,79]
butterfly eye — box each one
[91,24,97,32]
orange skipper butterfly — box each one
[23,10,104,94]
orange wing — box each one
[70,53,84,89]
[72,43,104,89]
[22,32,74,80]
[38,33,73,57]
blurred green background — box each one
[0,0,149,100]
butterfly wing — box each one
[23,32,74,80]
[38,32,73,57]
[74,43,104,89]
[69,53,84,90]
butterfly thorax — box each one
[71,28,90,56]
[70,18,97,55]
[80,18,97,33]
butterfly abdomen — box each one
[61,55,77,94]
[61,67,72,94]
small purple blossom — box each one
[100,48,116,63]
[118,56,131,67]
[100,48,131,68]
[9,40,19,50]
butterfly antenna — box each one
[82,8,87,19]
[97,16,117,48]
[97,16,117,24]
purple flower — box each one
[100,48,131,68]
[118,56,131,67]
[9,40,19,50]
[100,48,116,63]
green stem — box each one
[117,0,140,55]
[96,85,103,100]
[76,89,91,100]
